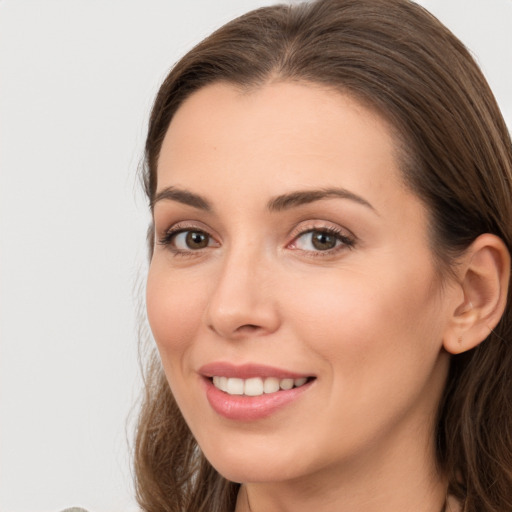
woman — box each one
[134,0,512,510]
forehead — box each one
[157,81,404,198]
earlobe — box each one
[443,234,510,355]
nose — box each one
[205,248,281,340]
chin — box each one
[199,436,313,484]
[212,459,302,485]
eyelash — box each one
[158,223,217,257]
[157,223,356,257]
[288,225,355,257]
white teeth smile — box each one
[212,376,309,396]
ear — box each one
[443,234,510,355]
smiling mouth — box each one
[211,376,313,396]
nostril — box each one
[207,322,261,336]
[235,324,261,333]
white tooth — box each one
[280,378,294,390]
[219,376,228,392]
[294,377,307,387]
[244,377,264,396]
[213,376,221,388]
[263,377,280,393]
[226,377,244,395]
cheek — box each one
[146,261,208,360]
[286,263,443,377]
[281,264,447,456]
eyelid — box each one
[157,219,214,237]
[157,221,220,250]
[286,221,356,253]
[288,220,355,240]
[155,219,355,256]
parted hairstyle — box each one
[134,1,512,511]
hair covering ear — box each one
[444,234,510,354]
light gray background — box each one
[1,1,511,511]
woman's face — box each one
[147,82,457,485]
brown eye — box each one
[165,230,213,251]
[184,231,210,249]
[294,230,340,251]
[291,227,355,254]
[311,231,337,251]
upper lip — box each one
[198,362,313,380]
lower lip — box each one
[204,378,313,421]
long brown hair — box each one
[134,1,512,510]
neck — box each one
[237,487,453,512]
[236,472,447,512]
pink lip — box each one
[198,362,315,421]
[199,362,311,379]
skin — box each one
[146,81,464,512]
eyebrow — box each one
[152,186,376,214]
[152,186,212,211]
[267,187,377,213]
